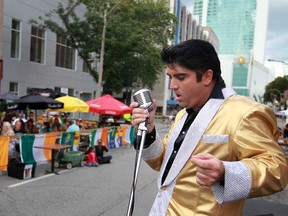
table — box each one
[34,144,71,174]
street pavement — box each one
[0,119,288,216]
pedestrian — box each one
[130,39,288,215]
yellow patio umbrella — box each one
[47,95,89,112]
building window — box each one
[55,35,75,70]
[11,19,20,59]
[232,62,248,87]
[68,88,74,96]
[82,61,90,73]
[9,82,18,95]
[54,87,74,96]
[30,26,45,63]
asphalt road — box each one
[1,120,288,216]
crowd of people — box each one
[1,110,114,165]
[0,110,86,136]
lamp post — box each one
[96,0,123,100]
[267,59,288,76]
[95,0,123,121]
[96,9,107,100]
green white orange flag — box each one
[20,133,57,164]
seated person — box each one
[76,119,84,130]
[12,110,27,126]
[24,118,39,134]
[2,121,15,136]
[95,139,112,164]
[99,118,108,128]
[85,147,99,167]
[112,117,120,126]
[51,118,62,132]
[66,120,80,132]
[1,121,17,158]
[41,121,52,133]
[13,120,26,135]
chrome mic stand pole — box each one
[126,121,147,216]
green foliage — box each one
[263,76,288,103]
[30,0,177,94]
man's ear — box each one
[202,69,213,85]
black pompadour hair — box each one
[161,39,221,81]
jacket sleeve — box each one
[212,104,288,202]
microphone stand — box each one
[126,120,148,216]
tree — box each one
[263,76,288,104]
[31,0,177,94]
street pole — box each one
[97,9,106,99]
[95,9,107,122]
[267,59,288,76]
[95,1,123,122]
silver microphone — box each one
[132,89,154,148]
[133,89,154,111]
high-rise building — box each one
[194,0,256,55]
[193,0,271,99]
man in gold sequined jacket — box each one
[130,39,288,216]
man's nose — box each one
[170,79,178,89]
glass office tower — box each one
[193,0,256,54]
[193,0,257,96]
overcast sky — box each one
[266,0,288,62]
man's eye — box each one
[177,75,185,80]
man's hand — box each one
[130,100,157,133]
[190,153,225,187]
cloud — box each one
[266,33,288,60]
[266,0,288,61]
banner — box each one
[60,131,80,151]
[0,136,9,171]
[20,133,57,164]
[90,126,135,149]
[123,126,135,147]
[90,128,109,148]
[108,127,117,149]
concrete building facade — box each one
[0,0,97,119]
[0,0,221,119]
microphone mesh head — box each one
[133,89,154,111]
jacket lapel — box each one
[161,87,236,187]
